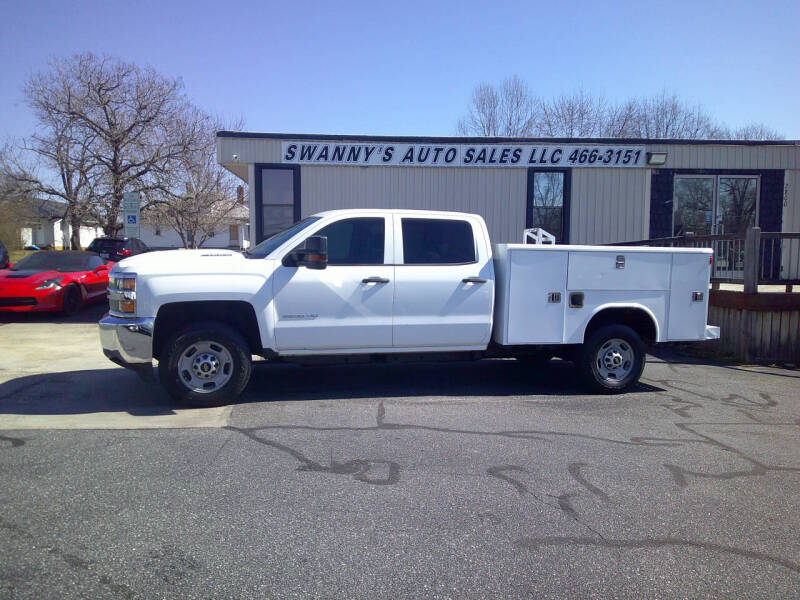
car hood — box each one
[111,249,248,276]
[0,269,62,286]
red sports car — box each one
[0,251,113,315]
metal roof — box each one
[216,131,799,147]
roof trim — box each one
[216,131,799,147]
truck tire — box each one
[579,324,645,393]
[158,321,252,407]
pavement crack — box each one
[514,536,800,574]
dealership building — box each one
[216,132,799,248]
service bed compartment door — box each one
[567,251,671,291]
[667,253,711,340]
[393,215,493,348]
[506,249,567,344]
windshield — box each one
[246,217,321,259]
[11,251,95,272]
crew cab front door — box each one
[272,216,394,351]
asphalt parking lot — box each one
[2,305,800,599]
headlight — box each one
[35,277,63,290]
[109,276,136,291]
[108,273,137,315]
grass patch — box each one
[8,250,35,265]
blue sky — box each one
[1,0,799,141]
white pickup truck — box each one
[99,209,719,406]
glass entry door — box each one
[673,175,759,236]
[673,175,759,280]
[673,176,715,236]
[717,177,758,235]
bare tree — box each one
[0,164,32,250]
[626,91,720,138]
[22,53,203,236]
[2,97,97,250]
[457,80,785,140]
[145,110,242,248]
[721,122,784,141]
[533,90,607,137]
[457,76,535,136]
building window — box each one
[155,225,161,236]
[261,168,295,241]
[528,170,568,242]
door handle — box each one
[462,277,487,284]
[362,276,390,284]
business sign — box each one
[122,191,140,238]
[282,141,647,168]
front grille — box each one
[0,297,37,307]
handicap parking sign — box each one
[126,214,138,225]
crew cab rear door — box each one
[392,214,494,348]
[272,215,394,351]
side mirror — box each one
[94,264,111,273]
[282,235,328,270]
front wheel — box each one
[579,325,645,393]
[158,322,252,407]
[61,284,82,316]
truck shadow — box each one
[240,358,664,403]
[0,359,663,417]
[0,368,180,416]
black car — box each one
[86,237,149,262]
[0,239,9,269]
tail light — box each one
[119,249,132,257]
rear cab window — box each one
[400,218,476,264]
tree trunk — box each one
[69,215,82,250]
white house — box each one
[139,197,250,250]
[17,192,249,251]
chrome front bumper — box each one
[99,315,155,369]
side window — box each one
[301,218,385,265]
[87,255,103,269]
[401,218,476,264]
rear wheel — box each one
[579,324,645,393]
[61,285,82,316]
[158,322,252,407]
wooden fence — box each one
[610,228,800,364]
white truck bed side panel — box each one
[505,249,568,344]
[667,253,712,340]
[567,251,671,291]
